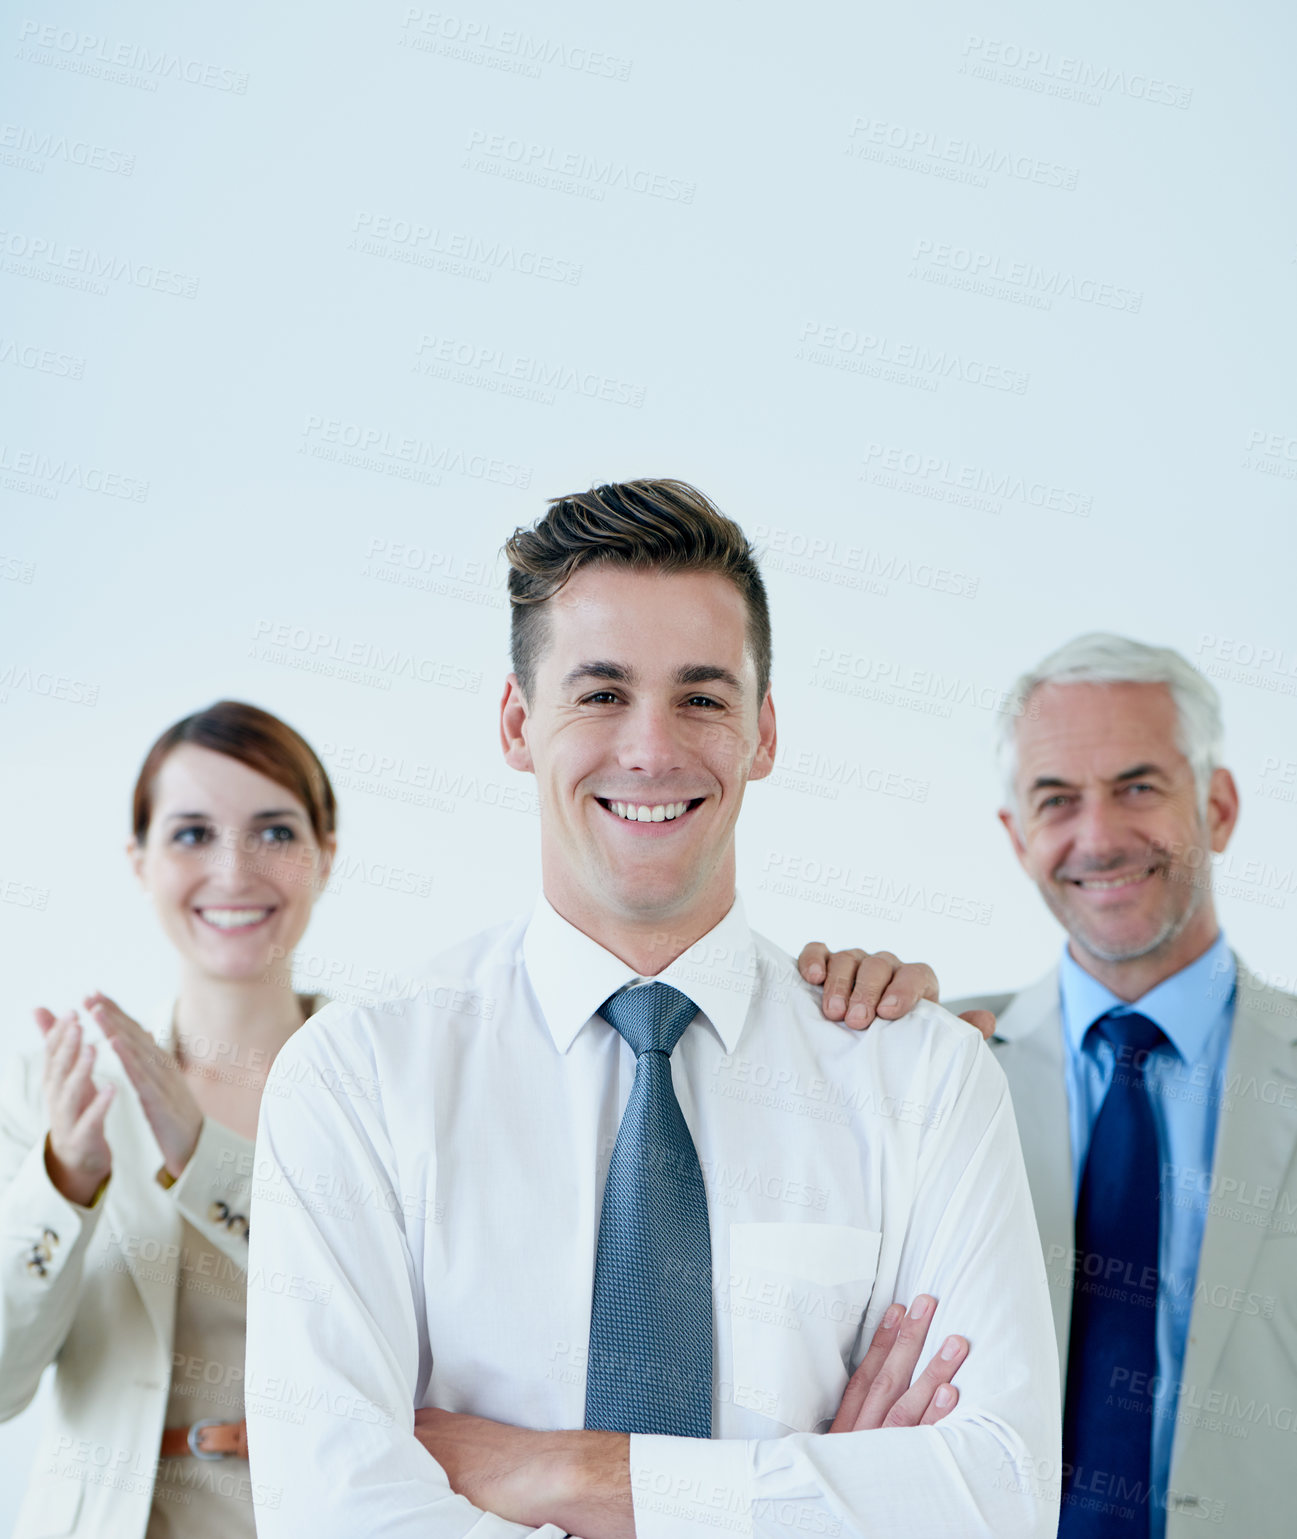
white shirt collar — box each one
[522,892,757,1056]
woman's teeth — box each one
[198,907,272,929]
[607,800,691,823]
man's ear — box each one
[500,673,535,773]
[1206,766,1240,853]
[746,688,778,782]
[997,806,1031,870]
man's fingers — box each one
[854,1294,938,1429]
[957,1008,997,1042]
[829,1302,905,1431]
[823,948,867,1023]
[880,1335,968,1429]
[869,961,939,1022]
[919,1382,959,1426]
[842,952,906,1028]
[796,942,831,987]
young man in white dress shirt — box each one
[246,480,1060,1538]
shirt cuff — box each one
[628,1434,753,1539]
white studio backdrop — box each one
[2,0,1295,1523]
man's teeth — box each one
[607,800,691,823]
[1075,871,1152,890]
[199,907,272,929]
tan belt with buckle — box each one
[160,1418,248,1460]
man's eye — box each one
[1123,783,1156,796]
[684,695,723,710]
[579,691,622,706]
[1038,795,1070,811]
[172,825,212,846]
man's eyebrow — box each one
[560,661,635,689]
[1027,776,1074,796]
[1111,763,1166,784]
[675,664,744,692]
[1027,763,1168,796]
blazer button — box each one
[43,1228,59,1248]
[25,1256,47,1278]
[227,1214,249,1239]
[207,1201,230,1225]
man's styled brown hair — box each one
[503,478,772,702]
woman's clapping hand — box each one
[35,1008,115,1207]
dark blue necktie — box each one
[584,981,713,1437]
[1061,1011,1167,1538]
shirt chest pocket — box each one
[726,1222,882,1432]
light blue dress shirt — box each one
[1059,932,1236,1539]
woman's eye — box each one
[173,825,212,846]
[259,825,296,844]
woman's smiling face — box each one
[130,744,333,981]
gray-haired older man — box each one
[804,631,1297,1539]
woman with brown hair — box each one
[0,700,336,1538]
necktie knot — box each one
[598,981,698,1058]
[1088,1010,1167,1074]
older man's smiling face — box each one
[1001,681,1237,981]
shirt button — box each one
[43,1228,59,1247]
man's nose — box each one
[1070,795,1132,862]
[616,702,686,777]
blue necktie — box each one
[1061,1011,1167,1538]
[584,981,713,1437]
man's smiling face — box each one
[1000,680,1233,968]
[500,563,776,942]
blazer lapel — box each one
[991,968,1075,1391]
[1179,964,1297,1400]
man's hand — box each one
[798,942,996,1040]
[413,1410,632,1539]
[413,1294,966,1535]
[832,1294,968,1430]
